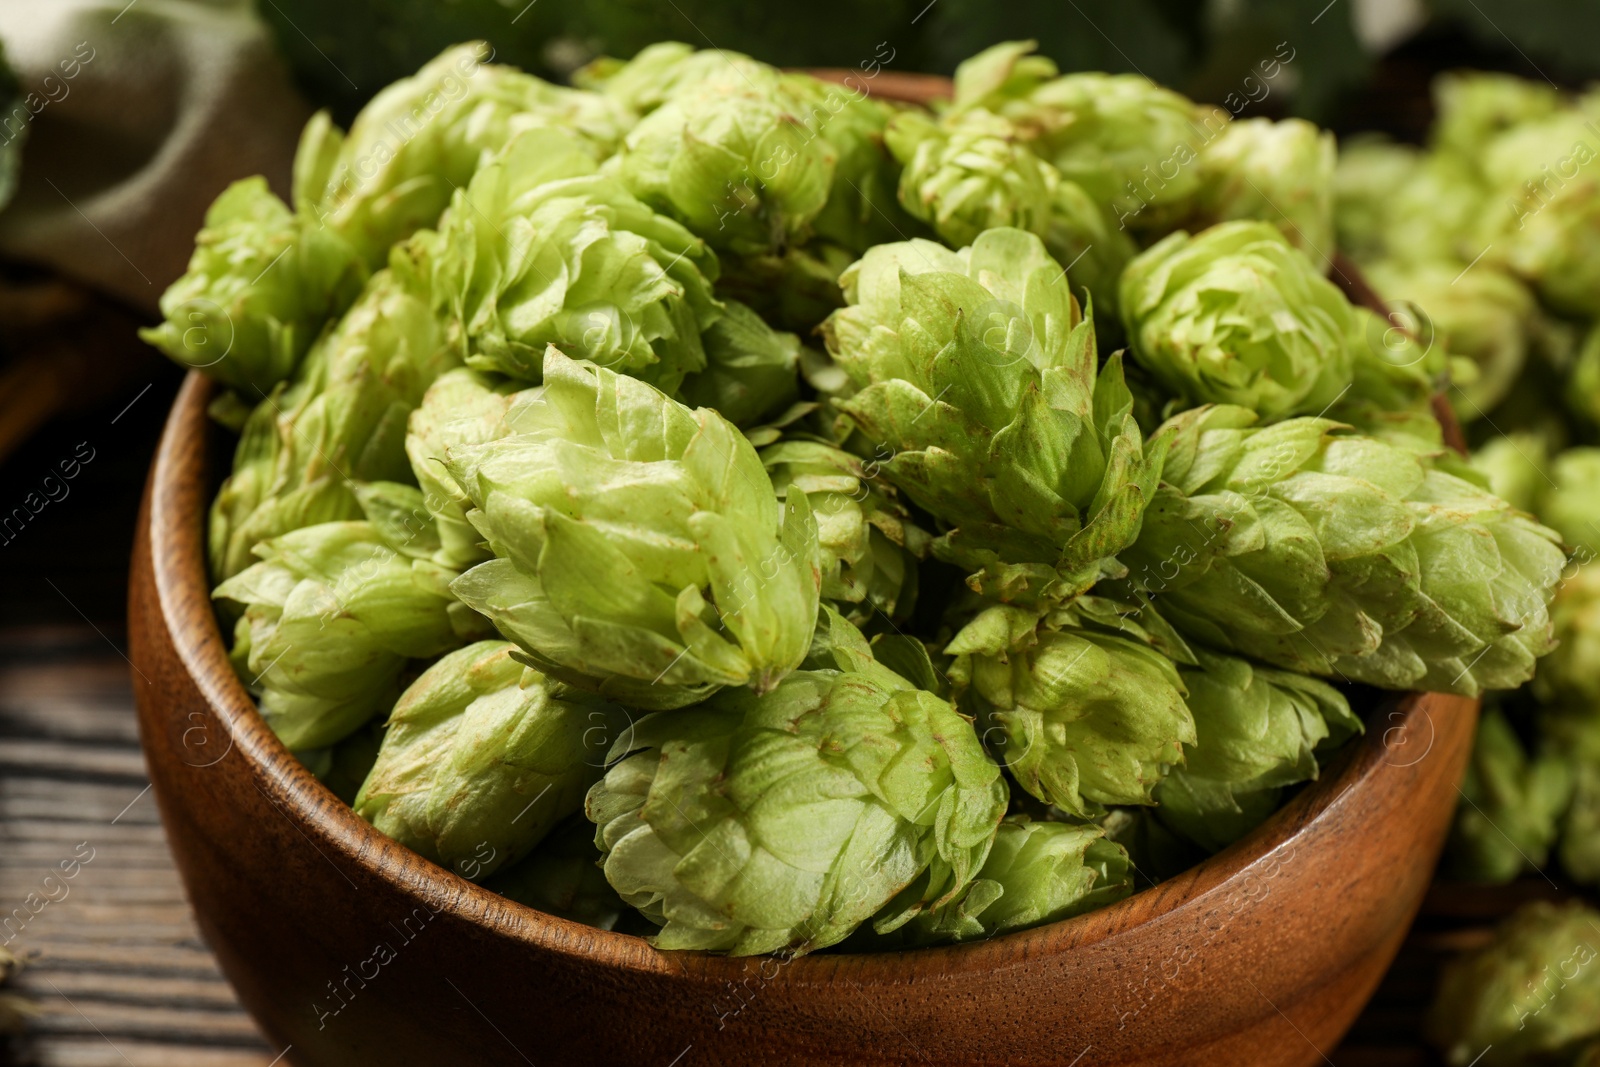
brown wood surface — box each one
[120,371,1484,1067]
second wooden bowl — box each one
[129,372,1477,1067]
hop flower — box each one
[676,300,801,427]
[946,599,1195,816]
[300,44,631,266]
[1121,405,1567,696]
[1444,705,1574,884]
[1468,431,1550,515]
[446,349,820,709]
[1119,221,1357,421]
[404,369,516,571]
[213,521,488,750]
[1540,447,1600,557]
[822,228,1162,601]
[1155,648,1360,853]
[1192,118,1336,256]
[1426,901,1600,1066]
[1431,71,1563,161]
[354,641,626,880]
[431,128,721,391]
[861,818,1131,947]
[1332,139,1485,267]
[585,666,1007,955]
[141,177,368,395]
[760,437,930,625]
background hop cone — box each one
[1155,648,1359,852]
[1191,118,1336,256]
[1541,707,1600,887]
[1539,448,1600,556]
[946,599,1195,817]
[1119,221,1357,421]
[213,521,488,751]
[1431,71,1563,161]
[822,227,1162,602]
[354,641,627,880]
[447,349,821,709]
[575,42,772,117]
[140,176,369,396]
[584,667,1008,955]
[1444,704,1574,883]
[208,251,462,581]
[1121,405,1568,696]
[404,368,517,571]
[1534,556,1600,711]
[431,127,721,390]
[1426,901,1600,1067]
[676,300,802,428]
[760,437,930,626]
[860,818,1131,948]
[298,44,632,267]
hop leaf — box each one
[1121,405,1568,696]
[585,667,1007,955]
[1119,221,1357,421]
[140,177,369,395]
[213,521,487,750]
[446,349,821,709]
[822,228,1163,601]
[354,641,626,880]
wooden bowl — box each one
[130,369,1478,1067]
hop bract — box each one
[446,349,820,709]
[585,667,1007,955]
[1119,221,1357,421]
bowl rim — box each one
[145,369,1444,981]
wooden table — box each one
[0,356,1558,1067]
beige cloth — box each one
[0,0,311,313]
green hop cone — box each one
[585,667,1008,955]
[760,437,930,626]
[214,521,488,750]
[404,368,516,571]
[447,349,821,710]
[141,177,369,395]
[861,818,1131,947]
[676,300,801,428]
[1431,71,1563,162]
[574,42,770,117]
[354,640,626,881]
[1332,139,1485,267]
[1540,448,1600,558]
[1535,556,1600,710]
[1119,221,1357,421]
[1193,118,1336,256]
[948,41,1213,233]
[1154,649,1360,854]
[946,599,1195,817]
[1363,259,1538,421]
[614,64,836,258]
[484,816,631,930]
[1332,138,1422,265]
[886,109,1057,251]
[1121,405,1567,696]
[300,44,631,267]
[208,252,462,580]
[431,127,721,391]
[1425,901,1600,1067]
[822,228,1162,602]
[1543,709,1600,887]
[1444,704,1574,884]
[1468,431,1550,515]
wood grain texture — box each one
[127,369,1480,1067]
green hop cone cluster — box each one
[822,228,1162,601]
[1431,71,1563,161]
[354,641,627,880]
[760,437,929,626]
[948,41,1214,234]
[446,349,820,709]
[585,665,1007,955]
[208,252,462,580]
[861,818,1131,948]
[430,127,721,390]
[1426,901,1600,1067]
[1154,648,1360,853]
[1445,704,1574,883]
[1121,405,1567,696]
[299,43,631,267]
[1191,118,1336,256]
[214,520,489,750]
[140,177,369,396]
[946,599,1195,817]
[1119,221,1357,421]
